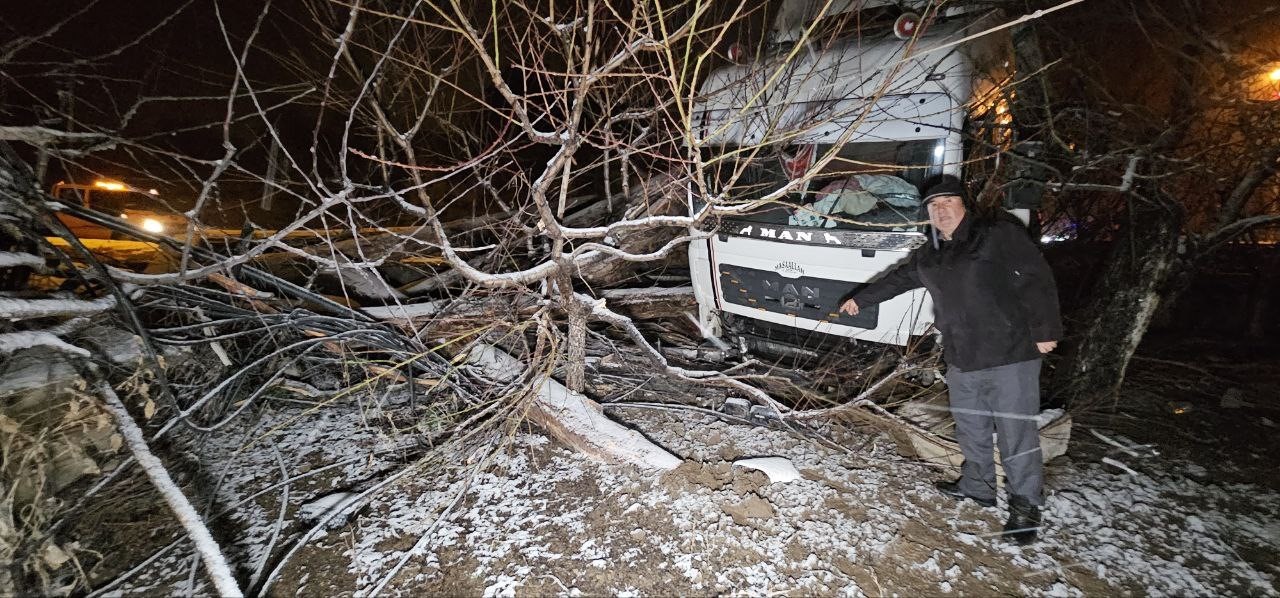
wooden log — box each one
[562,195,613,228]
[600,286,695,320]
[574,174,686,287]
[467,343,682,470]
[362,297,540,327]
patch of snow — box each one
[1036,408,1065,429]
[732,457,802,484]
[482,574,520,597]
[298,492,360,528]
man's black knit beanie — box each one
[918,174,966,206]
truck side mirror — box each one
[1005,141,1049,210]
[1007,179,1045,210]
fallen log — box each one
[600,285,695,320]
[467,343,682,470]
[574,173,687,287]
[362,296,540,327]
[246,211,514,272]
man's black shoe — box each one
[1002,495,1042,545]
[934,480,996,508]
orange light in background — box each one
[93,180,126,191]
[1244,66,1280,101]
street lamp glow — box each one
[94,180,127,191]
[1270,68,1280,82]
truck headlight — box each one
[141,218,165,233]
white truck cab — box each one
[687,1,1008,352]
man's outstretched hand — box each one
[839,298,860,316]
[1037,341,1058,353]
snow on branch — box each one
[0,251,45,269]
[0,331,90,356]
[96,380,244,597]
[0,126,108,145]
[0,295,116,320]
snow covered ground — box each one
[104,392,1280,597]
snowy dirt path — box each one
[112,400,1280,597]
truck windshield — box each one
[92,192,156,213]
[702,139,942,232]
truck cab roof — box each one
[694,9,1005,147]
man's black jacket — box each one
[849,213,1063,372]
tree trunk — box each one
[1009,20,1052,134]
[1246,247,1280,339]
[1050,204,1181,407]
[1147,253,1193,330]
[564,300,588,393]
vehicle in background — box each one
[687,0,1020,355]
[50,180,184,239]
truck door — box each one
[51,185,112,240]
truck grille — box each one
[719,265,879,329]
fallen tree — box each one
[0,0,1110,593]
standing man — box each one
[839,174,1062,545]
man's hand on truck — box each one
[839,298,860,316]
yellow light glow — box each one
[94,180,126,191]
[141,218,165,234]
[1270,68,1280,82]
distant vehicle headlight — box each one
[141,218,165,233]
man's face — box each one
[927,194,966,238]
